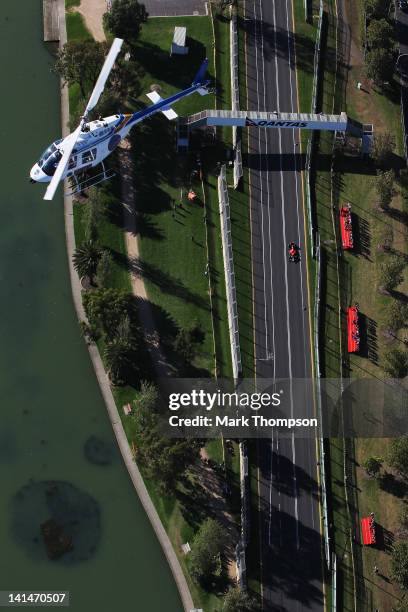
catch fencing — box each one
[230,10,243,188]
[236,440,249,587]
[332,554,337,612]
[401,87,408,164]
[314,234,330,569]
[218,164,242,379]
[305,0,324,256]
[307,0,331,571]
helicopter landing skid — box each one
[65,163,115,196]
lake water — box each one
[0,2,182,609]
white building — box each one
[171,27,188,56]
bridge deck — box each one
[184,109,365,135]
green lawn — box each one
[131,16,230,376]
[313,0,408,610]
[66,11,93,41]
[232,5,255,377]
[65,0,81,9]
[66,8,240,610]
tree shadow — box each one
[358,312,378,365]
[386,206,408,226]
[352,213,371,259]
[129,256,210,310]
[133,37,209,91]
[379,472,408,498]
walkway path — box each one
[75,0,106,41]
[58,1,194,609]
[118,140,175,378]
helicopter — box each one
[30,38,211,201]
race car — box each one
[288,242,300,263]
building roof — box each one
[173,26,186,47]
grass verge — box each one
[67,7,240,611]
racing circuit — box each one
[180,0,348,608]
[180,3,370,610]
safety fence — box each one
[401,87,408,164]
[311,1,324,114]
[314,234,330,570]
[308,0,331,572]
[332,553,337,612]
[236,440,249,587]
[331,159,359,610]
[230,9,243,188]
[305,0,324,257]
[218,165,242,379]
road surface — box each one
[397,2,408,156]
[245,0,324,609]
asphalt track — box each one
[245,1,324,609]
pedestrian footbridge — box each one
[177,110,373,154]
[183,110,369,137]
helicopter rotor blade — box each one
[43,125,82,201]
[83,38,124,117]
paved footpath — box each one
[58,1,194,609]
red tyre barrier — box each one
[347,305,360,353]
[340,203,353,250]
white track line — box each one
[271,0,300,552]
[257,0,279,551]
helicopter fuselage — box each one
[30,113,133,183]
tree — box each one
[53,41,107,98]
[362,456,383,478]
[95,249,113,288]
[79,320,99,342]
[104,314,139,384]
[174,328,196,363]
[366,19,394,50]
[372,131,396,166]
[388,437,408,477]
[386,300,408,333]
[104,337,136,385]
[365,48,395,86]
[383,348,408,378]
[392,597,408,612]
[376,169,395,210]
[83,288,136,339]
[378,256,405,293]
[400,506,408,530]
[132,382,200,491]
[223,588,260,612]
[82,188,104,242]
[190,518,227,582]
[72,241,101,284]
[363,0,391,18]
[391,541,408,589]
[214,0,234,13]
[103,0,148,45]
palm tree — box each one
[72,241,101,285]
[104,339,131,385]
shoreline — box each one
[57,1,194,609]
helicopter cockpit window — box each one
[68,155,77,170]
[42,149,63,177]
[38,140,62,169]
[82,148,97,164]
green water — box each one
[0,2,182,610]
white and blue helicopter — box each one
[30,38,210,201]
